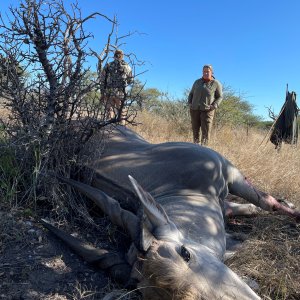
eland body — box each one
[42,126,300,300]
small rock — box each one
[243,277,260,291]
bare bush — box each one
[0,0,144,212]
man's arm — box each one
[188,82,195,105]
[212,81,223,108]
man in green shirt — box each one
[188,65,223,145]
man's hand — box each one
[209,104,216,111]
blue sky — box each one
[1,1,300,120]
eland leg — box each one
[224,201,262,217]
[229,170,300,222]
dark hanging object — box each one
[270,91,299,148]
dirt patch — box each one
[0,211,116,300]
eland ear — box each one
[140,218,155,252]
[128,175,170,228]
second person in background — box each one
[100,49,133,125]
[188,64,223,145]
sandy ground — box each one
[0,211,115,300]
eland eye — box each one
[180,245,191,262]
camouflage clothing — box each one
[100,59,133,98]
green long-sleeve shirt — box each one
[188,78,223,111]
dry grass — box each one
[132,111,300,300]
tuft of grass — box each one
[0,145,23,208]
